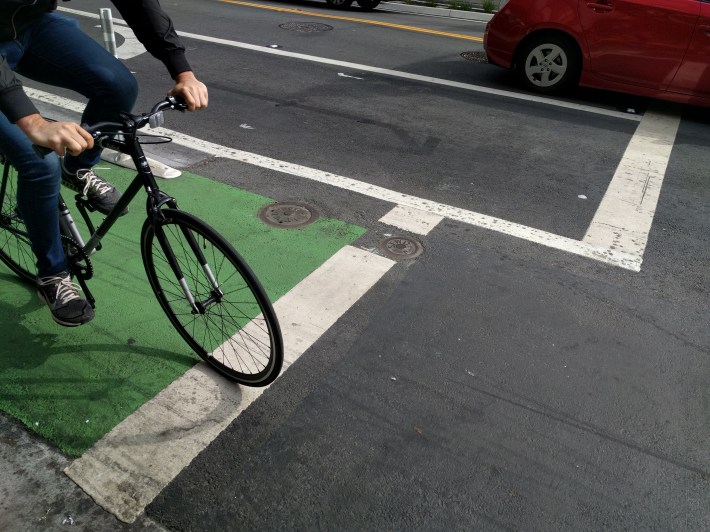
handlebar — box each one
[32,95,188,158]
[84,94,188,136]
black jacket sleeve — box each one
[0,55,39,123]
[0,0,192,123]
[110,0,192,79]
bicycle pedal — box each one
[75,195,96,213]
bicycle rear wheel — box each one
[0,158,35,283]
[141,209,283,386]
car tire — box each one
[356,0,380,9]
[326,0,354,7]
[516,34,581,94]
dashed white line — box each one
[583,109,680,256]
[25,87,662,271]
[379,205,444,235]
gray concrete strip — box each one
[379,1,495,22]
[0,412,166,532]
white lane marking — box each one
[149,128,642,269]
[112,28,145,60]
[24,87,645,271]
[338,73,364,80]
[583,109,680,257]
[57,6,640,122]
[64,246,395,523]
[379,205,444,236]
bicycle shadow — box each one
[0,272,196,372]
[0,271,201,455]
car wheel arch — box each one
[513,29,584,93]
[513,29,583,70]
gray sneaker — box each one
[62,168,128,216]
[37,272,95,327]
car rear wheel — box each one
[356,0,380,9]
[516,34,580,94]
[326,0,353,7]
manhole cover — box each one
[460,51,488,63]
[259,202,319,228]
[379,236,424,260]
[279,22,334,33]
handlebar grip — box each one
[149,95,187,115]
[168,95,188,111]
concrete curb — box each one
[379,1,495,22]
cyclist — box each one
[0,0,208,327]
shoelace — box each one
[77,170,113,197]
[39,276,82,304]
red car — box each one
[484,0,710,107]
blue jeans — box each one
[0,12,138,277]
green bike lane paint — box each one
[0,164,367,457]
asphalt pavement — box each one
[1,1,709,530]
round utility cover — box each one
[259,202,319,229]
[279,22,334,32]
[460,51,488,63]
[379,236,424,260]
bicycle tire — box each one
[141,208,283,386]
[0,158,35,283]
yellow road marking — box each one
[220,0,484,41]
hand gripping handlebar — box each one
[32,95,188,159]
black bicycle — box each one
[0,96,283,387]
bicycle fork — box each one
[153,221,224,314]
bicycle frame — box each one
[61,133,173,257]
[58,98,220,310]
[0,96,283,385]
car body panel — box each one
[669,2,710,98]
[484,0,584,70]
[577,0,699,90]
[484,0,710,107]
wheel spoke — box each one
[546,46,562,63]
[549,63,566,75]
[0,163,36,282]
[143,211,282,385]
[532,49,545,65]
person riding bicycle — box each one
[0,0,208,327]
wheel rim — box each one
[0,163,36,282]
[524,44,568,88]
[145,215,279,384]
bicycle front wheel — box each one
[141,209,283,386]
[0,158,35,283]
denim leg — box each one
[0,12,137,277]
[16,13,139,173]
[0,114,66,278]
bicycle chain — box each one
[61,235,94,280]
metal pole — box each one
[99,8,117,57]
[96,8,181,179]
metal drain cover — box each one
[379,236,423,260]
[460,51,488,63]
[279,22,333,33]
[259,202,319,228]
